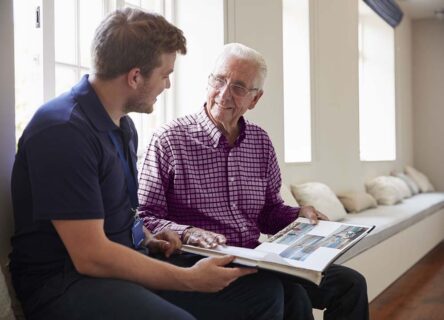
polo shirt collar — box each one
[71,74,119,132]
[197,104,247,148]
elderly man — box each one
[9,11,287,320]
[139,43,369,320]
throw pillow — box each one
[290,182,347,221]
[390,176,412,199]
[405,166,435,193]
[365,176,403,205]
[280,184,299,207]
[337,192,377,213]
[0,266,15,320]
[392,171,420,195]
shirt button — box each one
[229,177,235,182]
[231,203,237,209]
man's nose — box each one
[218,83,232,100]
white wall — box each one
[227,0,413,194]
[412,19,444,192]
[0,0,16,265]
[173,0,225,118]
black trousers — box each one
[275,264,370,320]
[23,253,285,320]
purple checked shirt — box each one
[138,107,299,248]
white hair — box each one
[213,43,267,89]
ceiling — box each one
[398,0,444,19]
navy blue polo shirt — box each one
[10,75,139,300]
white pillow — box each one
[290,182,347,221]
[280,184,299,207]
[405,166,435,193]
[337,192,377,213]
[392,172,419,195]
[0,267,15,320]
[390,176,412,199]
[365,176,403,205]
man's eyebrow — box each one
[215,74,248,87]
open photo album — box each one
[181,218,375,285]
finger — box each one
[232,267,257,277]
[209,255,236,266]
[157,240,171,255]
[317,212,329,221]
[216,234,227,245]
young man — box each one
[9,10,286,320]
[139,43,370,320]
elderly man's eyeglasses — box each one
[208,74,259,97]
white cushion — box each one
[280,185,299,207]
[390,176,412,199]
[290,182,347,221]
[337,192,377,213]
[392,172,420,195]
[405,166,435,193]
[365,176,403,205]
[0,267,15,320]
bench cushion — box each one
[336,192,444,263]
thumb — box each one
[211,255,236,267]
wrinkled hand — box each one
[183,227,227,248]
[144,228,182,257]
[299,206,329,224]
[187,255,257,292]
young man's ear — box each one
[248,90,264,110]
[127,68,142,90]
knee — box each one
[347,268,367,293]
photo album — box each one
[181,218,374,285]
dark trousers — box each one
[275,264,370,320]
[22,253,285,320]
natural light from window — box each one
[282,0,311,163]
[13,0,168,158]
[358,2,396,161]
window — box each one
[358,1,396,161]
[13,0,170,158]
[282,0,311,163]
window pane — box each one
[125,0,141,6]
[55,0,76,64]
[141,0,163,13]
[55,64,77,96]
[283,0,311,163]
[14,0,44,142]
[358,2,396,161]
[79,0,103,68]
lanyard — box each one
[108,131,139,211]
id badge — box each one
[131,217,145,249]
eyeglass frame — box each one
[208,74,260,97]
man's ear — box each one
[248,90,264,110]
[127,68,142,90]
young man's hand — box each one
[144,228,182,257]
[182,227,227,248]
[185,255,256,292]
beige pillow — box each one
[290,182,347,221]
[337,192,377,213]
[280,184,299,207]
[0,266,15,320]
[392,172,419,195]
[405,166,435,193]
[365,176,403,205]
[390,176,412,199]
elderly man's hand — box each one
[183,227,227,248]
[299,206,329,224]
